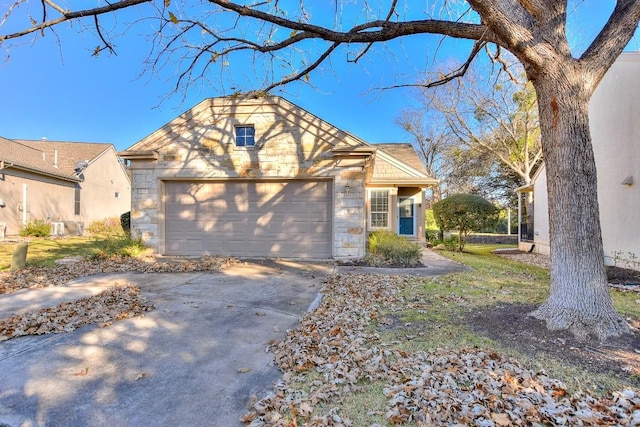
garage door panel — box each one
[165,181,333,258]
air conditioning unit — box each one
[51,222,64,236]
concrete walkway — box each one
[334,247,471,277]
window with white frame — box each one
[235,125,255,147]
[369,190,389,228]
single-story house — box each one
[517,52,640,270]
[0,137,132,237]
[120,95,436,259]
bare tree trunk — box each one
[529,75,628,340]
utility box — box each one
[63,221,84,236]
[51,222,64,236]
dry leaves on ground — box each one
[0,256,233,295]
[243,273,640,426]
[496,252,551,270]
[0,283,155,341]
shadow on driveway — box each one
[0,260,333,427]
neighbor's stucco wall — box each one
[128,98,367,258]
[590,53,640,268]
[80,148,131,226]
[524,53,640,268]
[0,169,76,235]
[521,166,550,255]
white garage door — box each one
[164,180,333,258]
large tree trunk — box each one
[529,72,628,340]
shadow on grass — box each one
[0,236,113,270]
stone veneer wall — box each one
[128,98,368,258]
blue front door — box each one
[399,197,414,236]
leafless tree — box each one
[2,0,639,340]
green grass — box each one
[0,234,148,270]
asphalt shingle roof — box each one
[0,137,112,181]
[374,143,429,175]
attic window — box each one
[235,126,255,147]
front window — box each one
[369,190,389,228]
[74,188,81,215]
[235,125,255,147]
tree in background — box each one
[2,0,639,339]
[433,194,499,252]
[398,63,535,246]
[398,61,540,237]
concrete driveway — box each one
[0,260,333,427]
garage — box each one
[164,180,333,258]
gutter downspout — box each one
[22,183,28,225]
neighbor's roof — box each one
[374,143,429,175]
[0,137,113,181]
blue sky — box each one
[0,1,637,152]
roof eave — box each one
[0,161,80,182]
[118,150,159,161]
[367,178,438,188]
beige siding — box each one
[590,53,640,268]
[370,158,417,181]
[80,148,131,225]
[0,147,130,236]
[0,169,75,235]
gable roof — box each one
[0,136,113,182]
[124,95,370,153]
[374,143,429,175]
[122,95,436,186]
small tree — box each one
[433,194,499,251]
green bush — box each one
[425,229,440,244]
[120,211,131,235]
[19,220,51,237]
[88,234,147,260]
[433,194,499,251]
[441,235,460,251]
[87,217,124,235]
[366,230,422,267]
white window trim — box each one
[368,188,390,230]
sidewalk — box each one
[334,247,472,277]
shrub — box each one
[433,194,499,251]
[87,217,124,235]
[366,230,422,267]
[425,229,440,244]
[120,211,131,235]
[19,219,51,237]
[88,234,148,260]
[441,235,460,251]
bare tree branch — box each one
[0,0,151,42]
[93,15,116,56]
[351,0,398,63]
[378,39,487,91]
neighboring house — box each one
[517,52,640,269]
[0,137,131,237]
[120,96,436,259]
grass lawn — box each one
[0,235,144,270]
